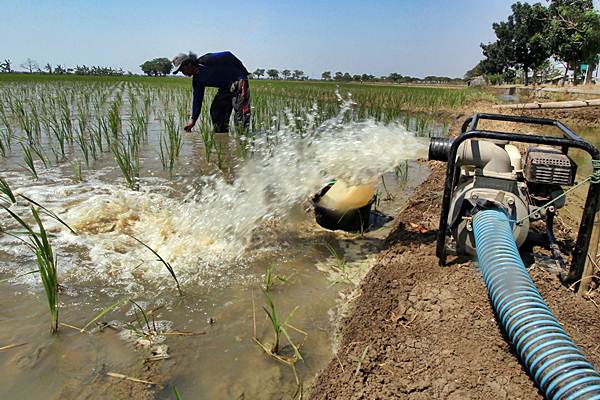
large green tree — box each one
[0,59,11,73]
[140,57,172,76]
[510,2,551,85]
[253,68,265,79]
[478,2,550,85]
[547,0,600,85]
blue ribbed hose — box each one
[472,209,600,400]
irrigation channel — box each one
[0,78,455,398]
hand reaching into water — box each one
[184,118,196,132]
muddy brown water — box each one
[0,111,434,399]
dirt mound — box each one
[513,105,600,127]
[309,161,600,399]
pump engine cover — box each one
[524,147,576,186]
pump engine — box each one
[428,114,599,283]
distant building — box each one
[468,76,487,87]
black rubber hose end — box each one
[428,137,454,162]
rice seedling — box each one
[73,159,83,182]
[256,289,304,359]
[0,177,16,203]
[58,93,73,142]
[20,142,38,179]
[0,129,9,155]
[325,242,354,285]
[111,134,140,190]
[200,129,214,162]
[43,112,67,160]
[78,298,128,333]
[172,385,182,400]
[263,264,293,292]
[1,206,59,333]
[120,300,157,344]
[380,175,394,201]
[351,345,370,376]
[0,108,14,148]
[75,114,91,167]
[159,113,182,174]
[0,269,40,284]
[31,143,49,168]
[214,140,224,170]
[90,117,106,153]
[131,235,183,296]
[18,193,77,234]
[252,289,307,391]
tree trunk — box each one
[562,65,569,86]
[524,66,529,86]
[585,63,596,85]
[573,64,579,86]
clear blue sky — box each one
[1,0,599,78]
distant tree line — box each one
[251,68,462,84]
[467,0,600,85]
[0,57,127,75]
[252,68,308,80]
[320,72,463,84]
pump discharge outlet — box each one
[313,180,376,232]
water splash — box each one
[2,102,428,289]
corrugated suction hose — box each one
[473,209,600,400]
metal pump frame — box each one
[435,113,600,283]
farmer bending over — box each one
[172,51,251,133]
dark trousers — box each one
[210,79,251,133]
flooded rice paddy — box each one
[0,78,446,399]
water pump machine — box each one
[428,114,600,400]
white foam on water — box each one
[1,105,429,290]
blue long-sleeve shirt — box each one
[191,51,249,120]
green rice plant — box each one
[351,345,370,376]
[107,97,122,142]
[324,241,353,285]
[1,206,59,333]
[20,143,38,179]
[214,140,224,170]
[90,117,106,153]
[18,193,77,234]
[324,242,347,274]
[259,289,302,359]
[73,159,83,182]
[127,300,153,338]
[30,144,49,169]
[0,269,40,283]
[111,134,140,190]
[172,385,182,400]
[79,298,128,333]
[0,177,16,204]
[76,125,90,167]
[43,113,67,160]
[200,129,214,162]
[0,132,7,158]
[58,93,73,142]
[263,264,293,292]
[380,176,394,201]
[159,113,182,174]
[394,161,409,182]
[131,236,183,296]
[12,100,35,144]
[0,107,14,147]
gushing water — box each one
[2,104,428,289]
